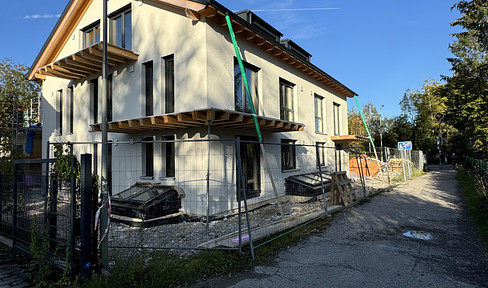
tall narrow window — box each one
[110,8,132,49]
[67,86,74,134]
[83,22,100,48]
[162,135,175,178]
[144,61,153,116]
[333,103,341,135]
[236,137,261,200]
[56,89,63,135]
[163,55,175,113]
[281,139,297,171]
[142,137,154,177]
[316,142,326,167]
[90,79,98,123]
[107,74,113,121]
[279,78,294,121]
[314,94,324,134]
[234,59,259,113]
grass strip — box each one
[458,168,488,246]
[82,216,331,288]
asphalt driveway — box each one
[198,167,488,287]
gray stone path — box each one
[0,251,33,288]
[196,167,488,287]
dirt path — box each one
[196,167,488,287]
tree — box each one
[445,0,488,160]
[0,58,40,170]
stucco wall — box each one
[39,0,352,216]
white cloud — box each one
[24,14,61,19]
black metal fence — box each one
[0,155,97,279]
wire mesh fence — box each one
[465,157,488,199]
[19,139,427,264]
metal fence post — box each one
[49,175,58,253]
[0,173,3,228]
[236,139,242,254]
[236,137,254,259]
[315,143,328,216]
[70,157,77,278]
[385,147,391,191]
[12,163,17,245]
[80,154,93,279]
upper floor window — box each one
[333,103,341,136]
[314,94,324,134]
[110,8,132,49]
[83,22,100,48]
[234,59,259,113]
[279,78,294,121]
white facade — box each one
[33,0,355,216]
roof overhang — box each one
[33,42,138,80]
[90,108,305,134]
[331,135,370,144]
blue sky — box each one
[0,0,460,118]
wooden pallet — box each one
[330,171,356,207]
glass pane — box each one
[95,26,100,43]
[114,16,122,47]
[84,30,93,48]
[124,12,132,49]
[234,64,243,112]
[244,68,253,113]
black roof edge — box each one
[235,9,283,38]
[27,0,75,80]
[280,38,312,58]
[206,0,357,97]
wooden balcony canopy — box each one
[331,135,370,144]
[33,42,138,80]
[90,108,305,134]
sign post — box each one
[398,141,412,183]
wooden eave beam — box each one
[50,64,85,77]
[28,0,94,80]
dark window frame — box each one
[234,58,260,114]
[279,78,295,121]
[143,61,154,116]
[67,86,74,134]
[82,21,100,48]
[162,135,175,178]
[281,139,297,171]
[109,6,132,49]
[56,89,63,135]
[163,55,175,113]
[314,94,324,134]
[333,102,341,136]
[142,137,154,178]
[90,78,98,123]
[316,142,326,168]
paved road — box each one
[0,251,33,288]
[198,168,488,287]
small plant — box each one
[28,216,77,287]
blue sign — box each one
[398,141,412,150]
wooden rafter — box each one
[89,108,305,134]
[34,42,138,80]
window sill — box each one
[140,176,154,180]
[281,168,300,173]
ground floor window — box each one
[281,139,297,171]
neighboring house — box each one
[28,0,357,216]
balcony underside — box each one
[90,108,305,134]
[33,42,138,80]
